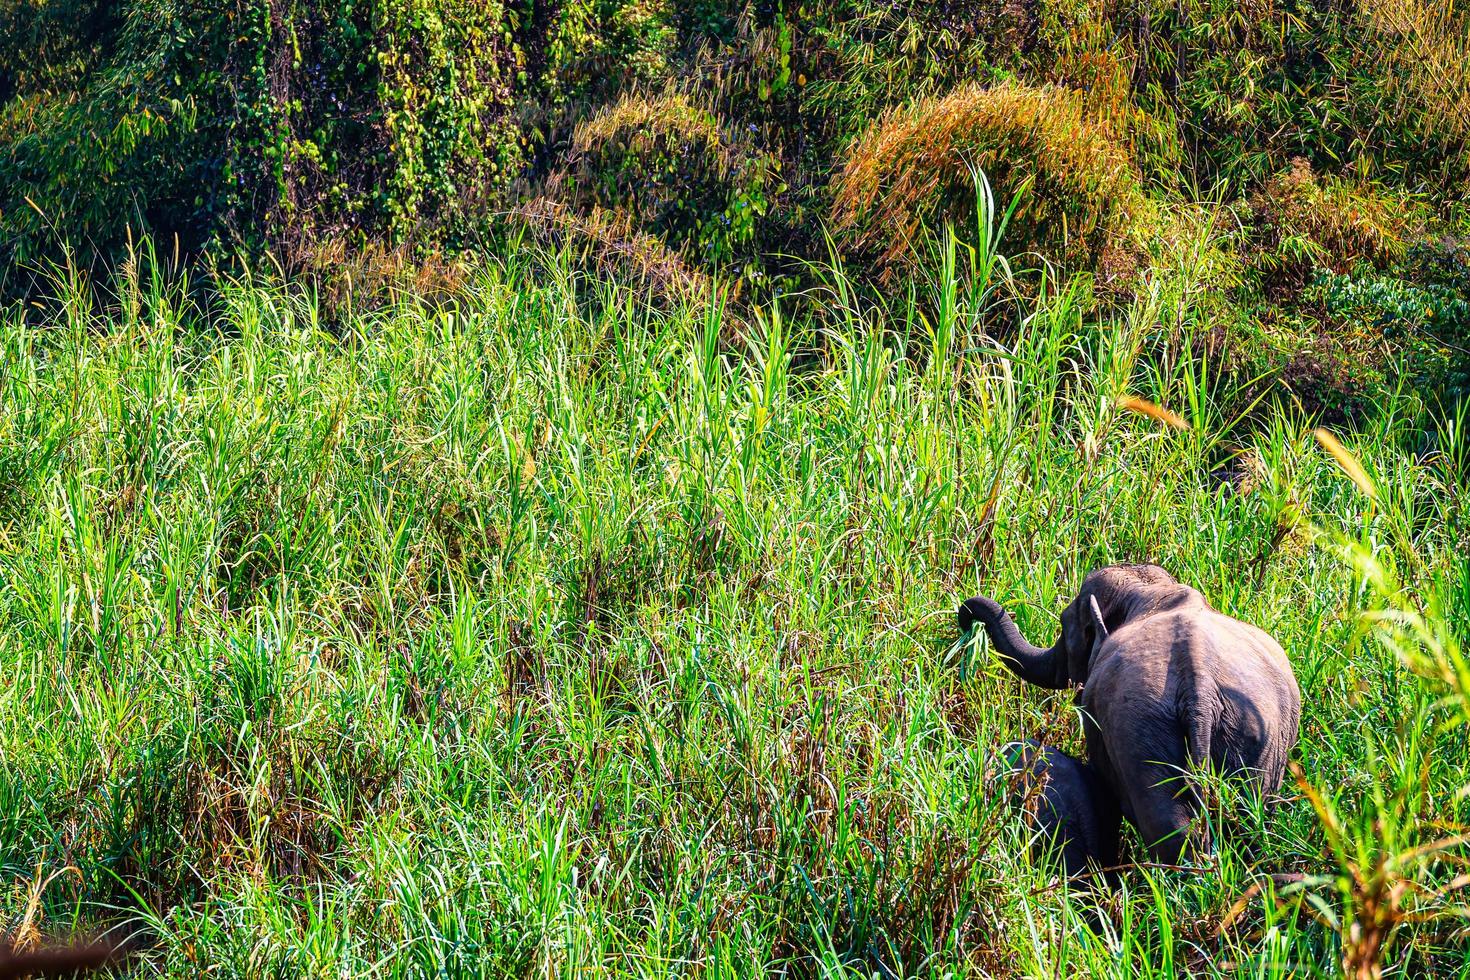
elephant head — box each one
[958,564,1178,688]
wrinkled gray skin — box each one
[961,564,1302,863]
[1000,739,1120,877]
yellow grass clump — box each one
[831,81,1148,277]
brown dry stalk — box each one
[1313,427,1379,501]
[512,199,717,306]
[11,861,82,954]
[1117,393,1191,431]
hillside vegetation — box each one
[3,0,1470,414]
[2,1,1470,977]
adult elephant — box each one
[960,564,1301,862]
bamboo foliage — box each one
[1363,0,1470,146]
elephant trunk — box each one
[958,594,1068,689]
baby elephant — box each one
[999,739,1120,877]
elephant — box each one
[960,563,1301,863]
[0,935,124,979]
[998,739,1120,877]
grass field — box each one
[1,226,1468,977]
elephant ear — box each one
[1085,594,1110,667]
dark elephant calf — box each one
[999,739,1120,878]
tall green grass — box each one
[0,219,1466,977]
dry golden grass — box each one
[1117,393,1191,431]
[512,197,721,307]
[571,91,734,176]
[288,238,477,318]
[831,81,1146,277]
[1048,49,1133,128]
[1313,427,1379,501]
[1364,0,1470,147]
[1252,159,1424,274]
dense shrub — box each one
[0,0,119,98]
[798,0,1038,143]
[0,0,521,283]
[1227,231,1470,421]
[1247,159,1425,288]
[526,0,678,107]
[1308,250,1470,407]
[1361,0,1470,150]
[1122,0,1470,191]
[795,0,1134,139]
[559,92,782,270]
[6,0,1464,289]
[831,81,1148,276]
